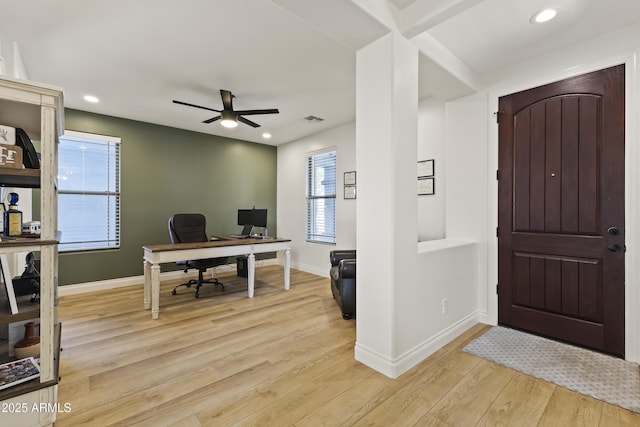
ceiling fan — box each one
[173,89,279,128]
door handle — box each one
[607,244,621,252]
[607,226,620,235]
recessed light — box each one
[531,8,557,24]
[83,95,99,103]
[262,132,272,139]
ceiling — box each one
[0,0,639,146]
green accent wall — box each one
[54,109,277,286]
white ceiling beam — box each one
[270,0,390,50]
[411,31,481,92]
[398,0,486,39]
[349,0,401,33]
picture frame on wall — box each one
[344,171,356,185]
[418,177,435,196]
[417,159,434,178]
[344,185,356,199]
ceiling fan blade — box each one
[173,100,221,112]
[238,116,261,128]
[234,108,279,116]
[203,116,221,124]
[220,90,234,111]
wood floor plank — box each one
[537,387,603,427]
[294,373,399,427]
[427,359,515,425]
[53,266,640,427]
[196,343,365,426]
[352,363,467,426]
[476,371,555,427]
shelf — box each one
[0,323,61,401]
[0,167,40,188]
[0,295,39,326]
[0,238,58,250]
[0,76,62,411]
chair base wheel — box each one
[342,313,353,320]
[172,276,224,298]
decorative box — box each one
[0,125,16,145]
[0,142,23,168]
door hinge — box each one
[494,111,500,123]
[496,227,500,237]
[496,170,500,180]
[496,284,499,294]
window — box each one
[306,149,336,244]
[58,131,121,251]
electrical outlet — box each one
[442,298,448,314]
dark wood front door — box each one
[498,65,625,356]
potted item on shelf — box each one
[14,322,40,359]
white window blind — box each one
[58,131,121,251]
[306,149,336,244]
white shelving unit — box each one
[0,76,62,427]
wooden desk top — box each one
[143,236,291,253]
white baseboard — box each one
[291,261,328,278]
[355,310,484,378]
[58,258,280,297]
[476,310,493,326]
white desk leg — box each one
[143,260,151,310]
[284,249,291,291]
[151,264,161,320]
[247,253,256,298]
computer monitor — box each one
[251,209,267,228]
[237,209,253,227]
[237,208,268,234]
[237,209,254,236]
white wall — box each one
[445,93,489,317]
[277,122,356,276]
[417,97,446,240]
[276,95,448,271]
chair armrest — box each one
[330,250,356,267]
[339,259,356,278]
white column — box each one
[354,32,419,378]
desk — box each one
[143,237,291,319]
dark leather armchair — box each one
[168,213,227,298]
[330,250,356,319]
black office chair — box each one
[168,213,226,298]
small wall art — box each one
[417,159,434,178]
[418,177,435,196]
[417,159,435,196]
[344,171,356,199]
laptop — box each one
[229,224,253,239]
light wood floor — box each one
[54,266,640,426]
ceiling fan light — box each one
[220,110,238,128]
[220,118,238,128]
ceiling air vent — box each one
[304,115,324,122]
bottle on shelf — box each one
[4,192,23,236]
